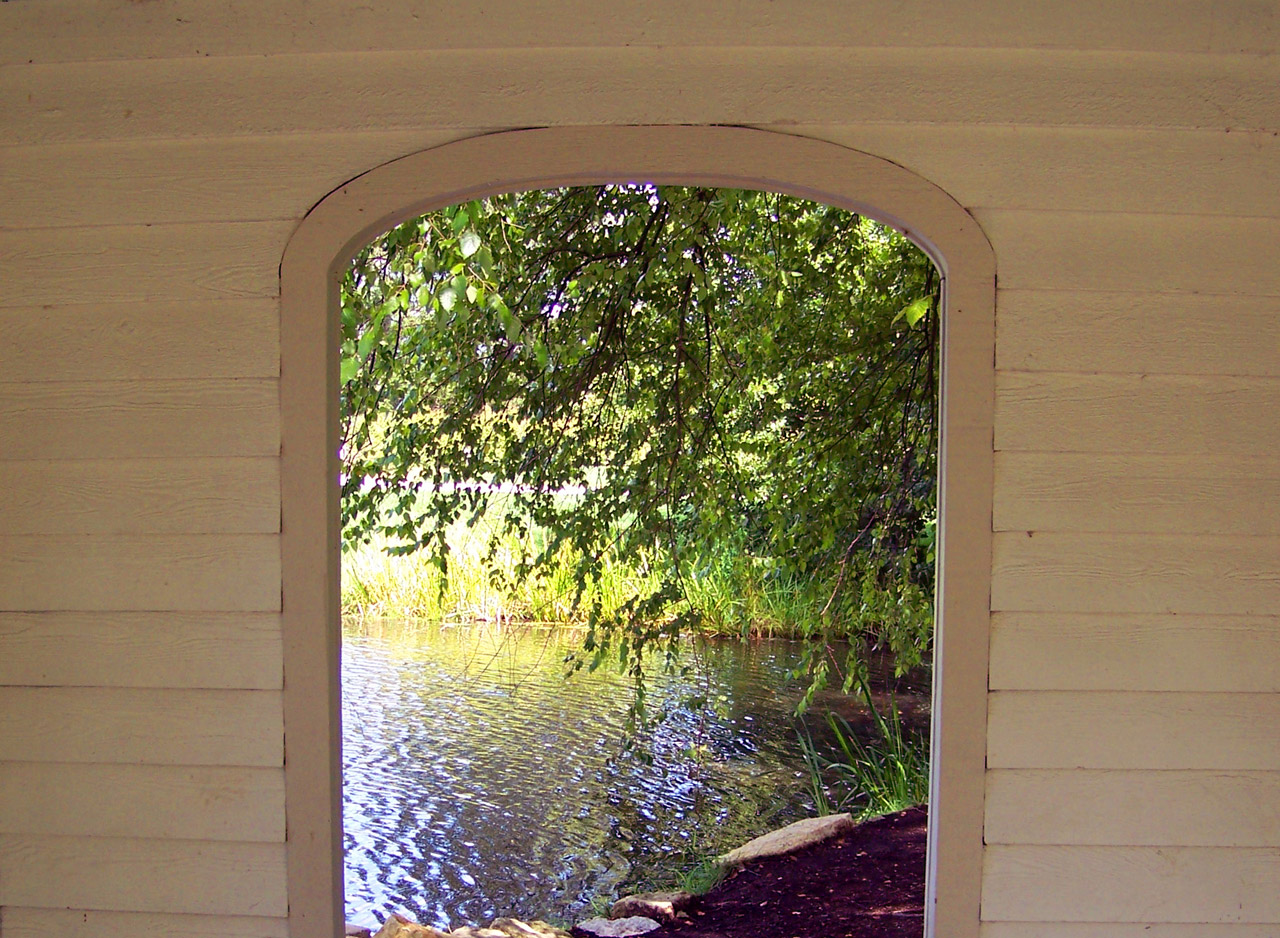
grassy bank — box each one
[342,504,934,672]
[342,525,846,641]
[341,501,677,624]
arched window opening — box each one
[279,127,994,938]
[338,185,940,931]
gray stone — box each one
[609,890,694,923]
[716,812,856,867]
[572,916,661,937]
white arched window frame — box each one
[280,126,995,938]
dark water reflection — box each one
[341,619,926,930]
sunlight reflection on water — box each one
[341,619,830,930]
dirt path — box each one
[651,806,926,938]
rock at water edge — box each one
[573,916,662,937]
[609,891,695,923]
[373,912,452,938]
[465,919,573,938]
[716,812,856,867]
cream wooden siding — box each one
[1,2,1277,935]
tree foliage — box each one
[340,186,939,713]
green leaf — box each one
[339,356,360,385]
[459,230,482,258]
[498,303,521,343]
[895,296,930,327]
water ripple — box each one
[341,621,832,930]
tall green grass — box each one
[797,676,930,820]
[341,515,663,624]
[680,548,832,639]
[342,508,928,654]
[343,527,832,639]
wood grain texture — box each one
[982,925,1280,938]
[989,613,1280,692]
[987,691,1280,770]
[995,373,1280,456]
[991,532,1280,616]
[4,49,1277,149]
[10,127,1280,230]
[995,290,1280,375]
[978,211,1280,295]
[982,844,1280,922]
[0,687,282,766]
[0,381,279,460]
[0,222,289,307]
[985,769,1280,846]
[0,763,285,841]
[0,535,281,612]
[789,125,1280,217]
[0,909,289,938]
[0,459,279,535]
[0,300,279,381]
[0,132,469,228]
[0,835,287,916]
[0,612,282,689]
[993,453,1280,536]
[4,0,1274,63]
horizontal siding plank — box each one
[0,763,285,842]
[0,301,279,381]
[0,612,282,689]
[0,835,287,916]
[989,613,1280,692]
[0,132,467,229]
[986,769,1280,846]
[9,128,1280,229]
[792,125,1280,217]
[982,844,1280,923]
[979,212,1280,295]
[0,458,279,535]
[0,535,280,612]
[996,290,1280,375]
[982,925,1280,938]
[0,222,289,307]
[4,49,1278,148]
[0,909,289,938]
[0,688,282,766]
[988,691,1280,770]
[991,532,1280,615]
[0,380,279,460]
[10,217,1270,313]
[993,453,1280,536]
[5,0,1274,63]
[995,373,1280,456]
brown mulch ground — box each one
[651,806,927,938]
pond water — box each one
[341,619,928,931]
